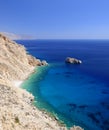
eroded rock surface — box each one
[65,57,82,64]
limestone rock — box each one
[27,55,48,66]
[65,57,82,64]
[27,55,42,66]
[41,60,48,65]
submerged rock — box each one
[87,113,100,124]
[65,57,82,64]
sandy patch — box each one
[13,80,23,87]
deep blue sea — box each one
[17,40,109,130]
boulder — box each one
[41,60,48,66]
[65,57,82,64]
[27,55,48,66]
[27,55,42,66]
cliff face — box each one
[0,34,46,84]
[0,34,61,130]
[0,34,83,130]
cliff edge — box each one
[0,34,83,130]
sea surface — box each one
[17,40,109,130]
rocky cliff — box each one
[0,34,83,130]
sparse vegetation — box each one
[15,117,20,124]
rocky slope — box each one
[0,34,83,130]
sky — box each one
[0,0,109,39]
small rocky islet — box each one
[65,57,82,64]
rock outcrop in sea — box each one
[65,57,82,64]
[0,33,83,130]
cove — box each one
[19,39,109,130]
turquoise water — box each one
[19,40,109,130]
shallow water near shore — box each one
[19,40,109,130]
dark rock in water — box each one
[95,112,102,116]
[103,120,109,125]
[101,102,109,109]
[103,120,109,130]
[87,113,100,124]
[65,72,73,75]
[68,103,77,112]
[101,102,105,106]
[55,73,60,75]
[68,103,77,109]
[65,57,82,64]
[78,105,88,109]
[65,75,70,77]
[102,90,109,94]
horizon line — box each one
[15,38,109,41]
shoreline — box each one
[18,66,84,130]
[0,34,83,130]
[13,66,36,88]
[14,66,67,128]
[13,80,23,87]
